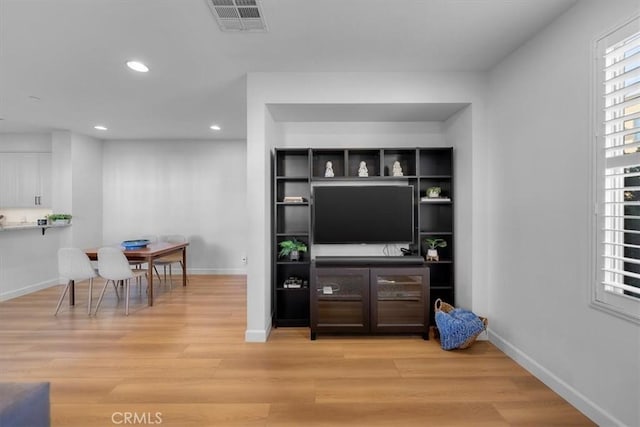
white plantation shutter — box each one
[595,16,640,322]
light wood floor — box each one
[0,275,594,426]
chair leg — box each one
[112,280,120,299]
[125,280,130,316]
[54,281,71,315]
[94,279,112,315]
[168,264,173,290]
[153,266,162,282]
[87,277,93,315]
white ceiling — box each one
[0,0,577,140]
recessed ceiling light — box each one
[126,60,149,73]
[210,125,221,131]
[94,125,108,131]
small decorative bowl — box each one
[121,239,151,250]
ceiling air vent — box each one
[207,0,267,32]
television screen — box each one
[313,185,414,244]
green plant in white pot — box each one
[424,238,447,261]
[278,239,308,261]
[48,213,72,225]
[426,186,441,198]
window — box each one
[594,16,640,323]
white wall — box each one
[0,133,59,300]
[70,132,103,249]
[52,131,72,219]
[443,106,474,309]
[487,1,639,426]
[102,139,247,274]
[0,131,102,300]
[0,227,67,300]
[279,121,445,148]
[0,132,51,151]
[246,72,489,341]
[244,108,278,341]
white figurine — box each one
[324,160,334,178]
[358,161,368,177]
[392,160,403,177]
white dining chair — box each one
[95,247,147,315]
[156,234,188,289]
[129,234,162,283]
[55,248,98,315]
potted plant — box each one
[48,213,72,225]
[278,239,308,261]
[424,238,447,261]
[426,186,441,198]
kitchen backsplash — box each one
[0,208,52,224]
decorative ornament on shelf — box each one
[358,161,368,177]
[424,238,447,261]
[392,160,403,176]
[324,160,334,178]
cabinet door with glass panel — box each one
[370,267,429,337]
[310,267,370,339]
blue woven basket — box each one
[434,299,487,350]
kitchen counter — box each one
[0,222,71,234]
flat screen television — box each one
[313,185,414,244]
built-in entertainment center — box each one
[272,147,454,336]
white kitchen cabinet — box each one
[0,153,52,208]
[36,153,51,207]
[0,154,18,207]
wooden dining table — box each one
[84,241,189,307]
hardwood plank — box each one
[214,358,401,379]
[395,356,531,378]
[315,377,527,404]
[104,378,316,404]
[267,403,510,427]
[53,403,269,427]
[5,358,222,380]
[183,342,347,359]
[0,275,595,426]
[493,400,596,426]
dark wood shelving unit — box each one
[418,148,454,321]
[272,147,454,328]
[272,149,312,327]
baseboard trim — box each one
[0,279,58,302]
[183,268,247,275]
[245,323,272,343]
[489,329,624,427]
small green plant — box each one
[48,213,72,221]
[424,238,447,250]
[426,186,441,197]
[278,239,308,259]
